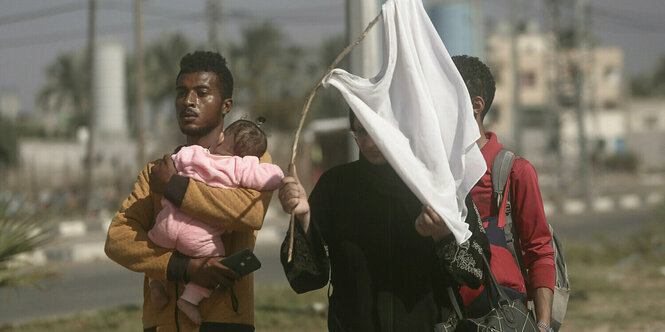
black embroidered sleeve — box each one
[280,220,330,294]
[434,195,490,289]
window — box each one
[520,71,537,88]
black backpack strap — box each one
[491,149,528,285]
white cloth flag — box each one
[322,0,485,244]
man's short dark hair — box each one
[452,55,496,119]
[177,51,234,99]
[224,120,267,158]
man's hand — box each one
[278,165,311,232]
[150,154,177,194]
[414,205,452,241]
[186,257,241,289]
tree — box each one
[145,34,191,114]
[630,54,665,97]
[37,51,90,137]
[630,75,652,97]
[233,22,307,129]
[126,34,191,149]
[650,54,665,95]
[310,34,350,119]
[0,115,18,168]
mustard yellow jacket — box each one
[105,152,273,332]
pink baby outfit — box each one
[148,145,283,304]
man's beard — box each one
[179,116,222,138]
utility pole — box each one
[472,0,486,62]
[135,0,146,165]
[83,0,96,214]
[345,0,381,77]
[510,0,522,153]
[207,0,219,50]
[546,0,564,208]
[345,0,381,161]
[207,0,228,53]
[575,0,592,208]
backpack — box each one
[491,149,570,332]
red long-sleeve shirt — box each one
[461,132,555,305]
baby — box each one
[147,119,283,325]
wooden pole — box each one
[286,12,383,263]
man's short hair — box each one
[224,120,267,158]
[452,55,496,119]
[177,51,234,99]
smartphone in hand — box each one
[220,248,261,277]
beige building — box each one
[485,26,625,170]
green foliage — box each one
[630,75,652,97]
[145,34,191,108]
[36,29,354,138]
[603,152,639,172]
[121,34,193,154]
[37,50,90,138]
[630,54,665,97]
[232,22,308,129]
[310,35,351,120]
[0,116,18,167]
[0,198,54,288]
[233,29,354,129]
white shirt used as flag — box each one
[322,0,485,244]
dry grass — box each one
[4,218,665,332]
[561,228,665,331]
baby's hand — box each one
[150,154,177,194]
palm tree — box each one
[0,115,18,168]
[145,34,191,109]
[37,51,90,137]
[233,22,306,129]
[146,34,191,146]
[126,34,191,151]
[0,198,54,288]
[310,34,350,119]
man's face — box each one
[352,118,387,165]
[175,71,231,138]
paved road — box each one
[0,260,143,325]
[0,246,286,325]
[0,209,655,325]
[549,209,657,242]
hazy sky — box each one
[1,0,664,113]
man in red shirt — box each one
[452,55,556,332]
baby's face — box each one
[213,132,235,156]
